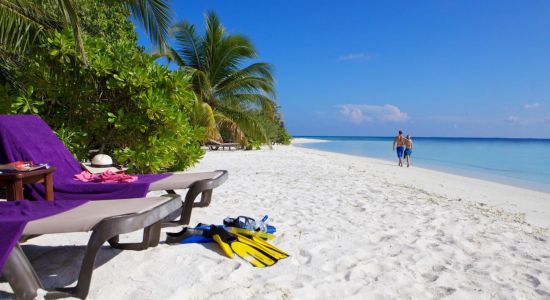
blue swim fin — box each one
[165,224,213,244]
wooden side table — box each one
[0,167,56,201]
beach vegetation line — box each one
[0,0,290,173]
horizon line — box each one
[293,135,550,141]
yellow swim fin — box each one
[208,225,280,267]
[234,233,289,260]
[226,226,275,241]
[230,242,277,267]
[212,233,234,258]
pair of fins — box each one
[209,225,289,268]
[167,225,289,268]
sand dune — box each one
[1,144,549,299]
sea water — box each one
[295,136,550,193]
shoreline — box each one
[293,137,550,195]
[291,139,550,228]
[294,135,550,141]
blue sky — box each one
[137,0,550,138]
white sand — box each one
[2,144,550,299]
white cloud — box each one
[338,52,372,62]
[524,102,541,109]
[338,104,409,124]
[505,115,523,125]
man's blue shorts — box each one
[404,148,412,157]
[396,146,405,158]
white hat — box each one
[82,154,122,174]
[91,154,113,167]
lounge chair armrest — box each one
[166,170,228,226]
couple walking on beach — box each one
[393,130,413,167]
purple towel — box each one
[0,200,87,271]
[0,115,170,200]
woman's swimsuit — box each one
[404,139,412,157]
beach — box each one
[2,140,550,299]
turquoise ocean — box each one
[295,136,550,193]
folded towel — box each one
[74,170,138,183]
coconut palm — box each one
[167,11,277,145]
[0,0,172,64]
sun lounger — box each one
[0,115,228,226]
[205,140,239,151]
[152,171,227,226]
[2,196,181,300]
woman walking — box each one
[404,135,413,167]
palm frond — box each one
[213,110,246,144]
[216,106,271,144]
[150,45,186,66]
[190,69,213,104]
[0,45,25,91]
[209,34,256,84]
[0,0,60,53]
[56,0,87,63]
[171,20,204,69]
[214,62,275,96]
[190,99,220,141]
[218,93,276,115]
[124,0,172,51]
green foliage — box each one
[274,123,292,145]
[167,11,285,146]
[0,83,14,113]
[0,0,173,63]
[244,139,262,151]
[54,126,88,159]
[11,86,43,114]
[6,28,203,173]
[278,130,292,145]
[76,0,137,44]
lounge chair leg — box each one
[2,244,43,300]
[51,229,109,299]
[178,184,213,225]
[179,194,194,225]
[162,189,210,225]
[107,222,162,250]
[193,189,212,208]
[161,170,228,227]
[144,222,161,247]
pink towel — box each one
[74,170,138,183]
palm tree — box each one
[0,0,172,64]
[167,11,277,145]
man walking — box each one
[393,130,405,167]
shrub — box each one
[8,30,203,173]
